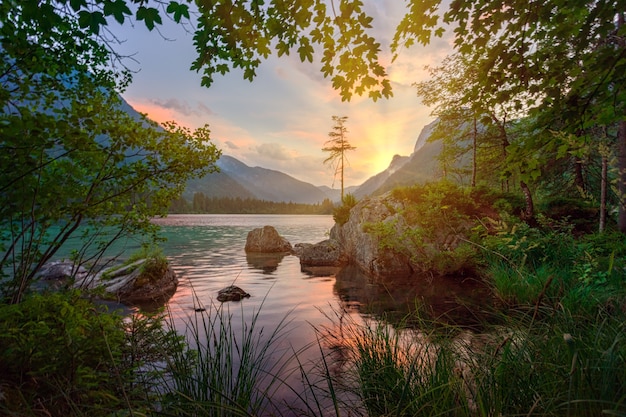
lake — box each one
[150,214,345,327]
[149,214,357,411]
[137,214,490,413]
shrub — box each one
[0,292,127,415]
[0,291,181,416]
[333,193,358,226]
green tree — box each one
[322,115,356,202]
[1,0,392,102]
[1,1,221,303]
[394,0,626,232]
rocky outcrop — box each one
[245,226,292,253]
[37,259,177,304]
[330,192,479,278]
[331,195,414,278]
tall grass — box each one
[156,299,299,416]
[311,302,626,417]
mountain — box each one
[353,119,444,197]
[185,155,331,204]
[317,185,360,202]
[353,154,411,199]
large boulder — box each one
[245,226,292,253]
[72,258,178,304]
[331,195,413,278]
[331,192,480,279]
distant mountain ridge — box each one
[185,155,331,204]
[181,120,445,204]
[113,97,445,203]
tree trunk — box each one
[618,120,626,233]
[520,180,535,223]
[574,158,585,193]
[600,152,607,233]
[472,115,477,187]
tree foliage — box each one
[182,193,334,214]
[323,115,356,201]
[404,1,626,232]
[0,1,221,302]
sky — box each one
[113,2,454,188]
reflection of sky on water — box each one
[149,214,352,411]
[115,214,491,413]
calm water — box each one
[149,214,359,413]
[54,213,489,413]
[151,214,344,326]
[148,213,490,341]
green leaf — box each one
[69,0,87,12]
[136,6,162,31]
[166,1,190,23]
[103,0,132,25]
[297,39,314,63]
[78,10,107,34]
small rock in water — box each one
[217,285,251,302]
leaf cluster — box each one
[191,0,390,101]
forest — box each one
[169,193,335,214]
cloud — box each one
[150,98,214,117]
[224,140,239,150]
[253,143,294,161]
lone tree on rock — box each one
[322,116,356,202]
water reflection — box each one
[245,252,287,274]
[334,264,493,330]
[100,215,495,413]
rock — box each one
[298,239,347,267]
[331,195,413,278]
[117,265,178,304]
[244,226,292,253]
[38,261,89,281]
[72,258,178,304]
[35,261,89,290]
[217,285,250,302]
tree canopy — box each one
[0,0,221,302]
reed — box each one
[156,299,297,416]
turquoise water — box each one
[151,214,342,325]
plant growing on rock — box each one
[333,193,358,226]
[365,181,493,275]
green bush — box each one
[0,292,181,416]
[0,292,127,415]
[366,181,491,275]
[333,193,358,226]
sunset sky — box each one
[114,2,453,188]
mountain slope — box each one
[352,119,443,197]
[187,155,331,204]
[354,154,410,199]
